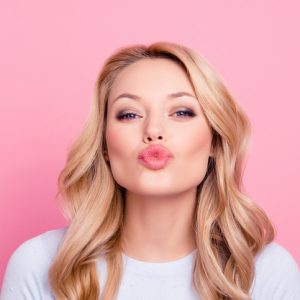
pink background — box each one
[1,0,299,286]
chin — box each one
[125,182,194,198]
[122,183,171,196]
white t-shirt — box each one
[1,227,300,300]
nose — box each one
[143,114,165,143]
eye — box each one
[116,112,140,120]
[173,109,196,118]
[116,109,196,120]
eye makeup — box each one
[116,108,196,120]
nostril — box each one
[146,136,163,141]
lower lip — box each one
[138,157,172,170]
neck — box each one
[120,188,197,262]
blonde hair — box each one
[49,41,275,299]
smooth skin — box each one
[105,58,213,262]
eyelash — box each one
[116,109,196,120]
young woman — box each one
[1,42,299,300]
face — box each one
[105,58,213,197]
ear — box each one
[102,138,110,161]
[209,145,214,158]
[209,130,216,158]
[103,149,110,161]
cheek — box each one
[105,122,137,161]
[105,123,140,188]
[193,130,211,156]
[105,125,123,154]
[177,122,212,157]
[173,122,212,183]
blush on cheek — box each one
[187,126,212,155]
[105,127,123,152]
[185,137,212,180]
[105,126,138,168]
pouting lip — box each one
[137,144,174,160]
[138,156,172,170]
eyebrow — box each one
[112,91,197,104]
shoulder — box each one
[250,241,300,299]
[254,241,299,275]
[6,227,67,268]
[0,227,67,300]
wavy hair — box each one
[48,41,275,299]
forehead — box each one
[108,58,195,103]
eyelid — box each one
[116,104,196,113]
[172,108,196,117]
[116,107,194,115]
[116,107,196,120]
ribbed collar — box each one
[121,249,197,277]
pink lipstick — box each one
[137,144,174,170]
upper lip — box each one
[138,144,174,160]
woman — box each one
[1,41,299,300]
